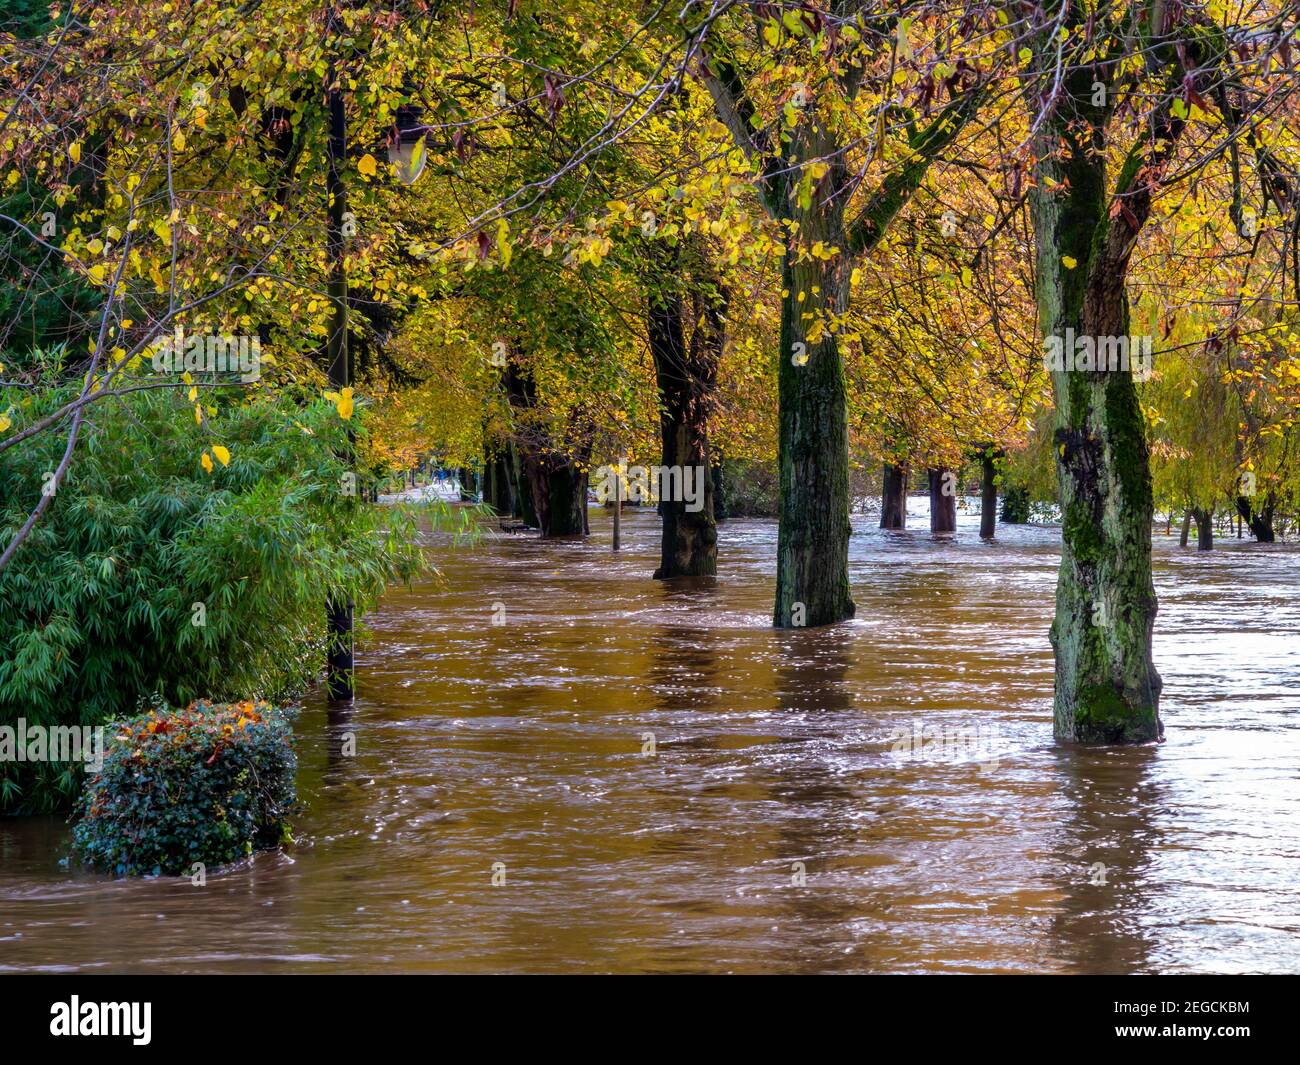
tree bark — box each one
[647,244,723,579]
[979,449,998,539]
[928,468,956,533]
[1236,493,1275,542]
[323,25,353,702]
[1027,19,1174,743]
[1192,508,1214,551]
[880,462,907,530]
[503,360,587,538]
[484,449,514,515]
[772,130,854,627]
[1179,510,1192,548]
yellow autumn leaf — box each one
[194,403,203,425]
[336,386,355,420]
[212,445,231,467]
[69,141,81,164]
[201,451,213,474]
[358,154,378,177]
[1062,255,1078,269]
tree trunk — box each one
[1028,37,1165,744]
[503,360,587,538]
[928,468,956,533]
[647,245,723,579]
[511,443,535,525]
[701,48,985,630]
[1236,493,1275,542]
[979,449,997,539]
[484,449,515,515]
[522,456,587,538]
[773,177,854,628]
[880,462,907,530]
[1192,508,1214,551]
[1179,511,1191,547]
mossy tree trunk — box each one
[880,462,907,530]
[774,147,854,626]
[1027,11,1195,743]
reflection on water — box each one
[3,504,1300,973]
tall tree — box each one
[698,2,989,626]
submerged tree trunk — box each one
[1192,508,1214,551]
[773,183,854,627]
[1027,22,1174,744]
[928,468,956,533]
[979,448,998,539]
[503,360,587,539]
[483,448,515,516]
[880,462,907,530]
[647,244,724,580]
[1179,511,1192,548]
[1236,493,1276,543]
[521,454,586,538]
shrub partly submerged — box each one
[71,700,296,877]
[0,383,425,811]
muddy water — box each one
[3,502,1299,974]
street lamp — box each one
[387,104,427,185]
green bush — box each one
[71,700,296,876]
[719,457,779,518]
[0,382,424,811]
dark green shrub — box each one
[71,700,296,877]
[719,457,779,518]
[0,383,424,811]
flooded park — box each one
[4,504,1298,974]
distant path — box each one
[378,480,464,505]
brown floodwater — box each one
[3,502,1299,974]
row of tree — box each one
[2,1,1299,745]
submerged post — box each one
[612,452,623,552]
